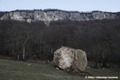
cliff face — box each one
[0,9,119,23]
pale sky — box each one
[0,0,120,12]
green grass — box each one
[0,59,120,80]
[0,59,86,80]
[87,68,120,77]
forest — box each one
[0,19,120,67]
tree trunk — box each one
[23,46,25,60]
[22,35,29,60]
[17,54,20,60]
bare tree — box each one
[23,34,29,60]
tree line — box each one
[0,19,120,67]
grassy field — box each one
[0,59,120,80]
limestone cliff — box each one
[0,9,120,24]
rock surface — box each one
[0,9,120,24]
[53,46,87,72]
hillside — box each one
[0,59,120,80]
[0,19,120,67]
[0,9,120,68]
[0,59,86,80]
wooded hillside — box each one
[0,19,120,67]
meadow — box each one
[0,59,120,80]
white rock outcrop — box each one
[53,46,87,72]
[0,10,117,23]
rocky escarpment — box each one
[0,9,120,25]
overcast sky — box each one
[0,0,120,12]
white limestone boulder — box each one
[53,46,87,72]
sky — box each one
[0,0,120,12]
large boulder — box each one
[53,46,87,72]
